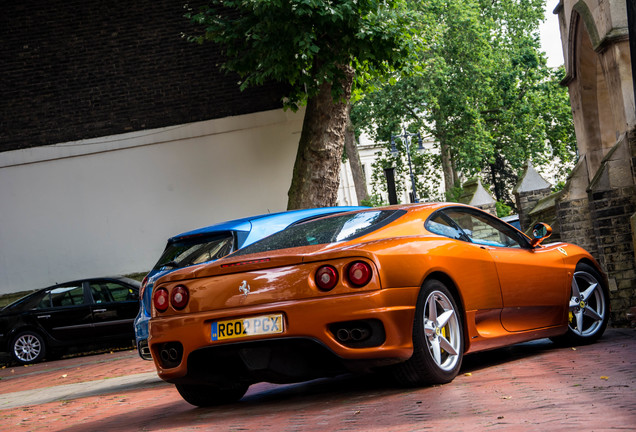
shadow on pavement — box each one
[52,335,600,432]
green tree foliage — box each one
[352,0,576,208]
[185,1,422,209]
[495,201,513,218]
[186,0,415,108]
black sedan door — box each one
[88,279,138,340]
[34,282,94,341]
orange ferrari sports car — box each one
[148,203,609,406]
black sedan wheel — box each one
[176,382,249,407]
[11,331,46,364]
[393,279,464,386]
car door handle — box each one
[37,315,51,319]
[93,309,108,313]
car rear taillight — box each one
[140,276,149,296]
[153,287,169,312]
[315,265,338,291]
[347,261,372,287]
[171,285,189,310]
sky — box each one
[540,1,565,68]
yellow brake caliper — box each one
[440,326,447,354]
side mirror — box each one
[530,222,552,247]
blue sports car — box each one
[134,207,365,359]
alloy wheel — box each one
[13,333,42,363]
[423,290,461,371]
[569,270,606,337]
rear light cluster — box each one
[348,261,372,287]
[139,276,149,298]
[141,276,149,290]
[154,285,189,312]
[315,261,373,291]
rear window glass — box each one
[233,210,405,256]
[154,233,235,271]
[3,291,44,311]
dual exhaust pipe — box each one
[336,327,370,343]
[160,347,180,363]
[157,342,183,368]
[330,319,384,348]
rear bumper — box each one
[137,338,153,360]
[149,287,420,383]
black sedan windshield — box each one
[233,210,405,256]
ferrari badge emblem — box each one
[239,280,250,296]
[558,247,568,256]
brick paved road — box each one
[0,328,634,431]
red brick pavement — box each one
[0,328,634,431]
[0,349,156,394]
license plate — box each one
[211,314,284,341]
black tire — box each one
[392,279,464,386]
[11,331,46,364]
[175,382,249,407]
[551,262,609,346]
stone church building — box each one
[513,0,635,324]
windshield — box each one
[233,210,405,256]
[153,232,236,271]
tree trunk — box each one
[440,138,456,195]
[287,67,355,210]
[344,104,369,205]
[489,164,497,201]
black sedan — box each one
[0,277,139,364]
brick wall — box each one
[526,192,561,241]
[477,202,497,216]
[0,0,287,152]
[515,188,551,232]
[589,186,636,325]
[556,197,599,258]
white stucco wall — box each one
[338,133,445,206]
[0,108,303,294]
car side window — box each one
[105,282,137,302]
[443,209,526,248]
[37,284,86,308]
[91,281,137,303]
[426,214,465,240]
[37,293,52,309]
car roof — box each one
[2,276,139,311]
[37,276,141,291]
[170,207,366,247]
